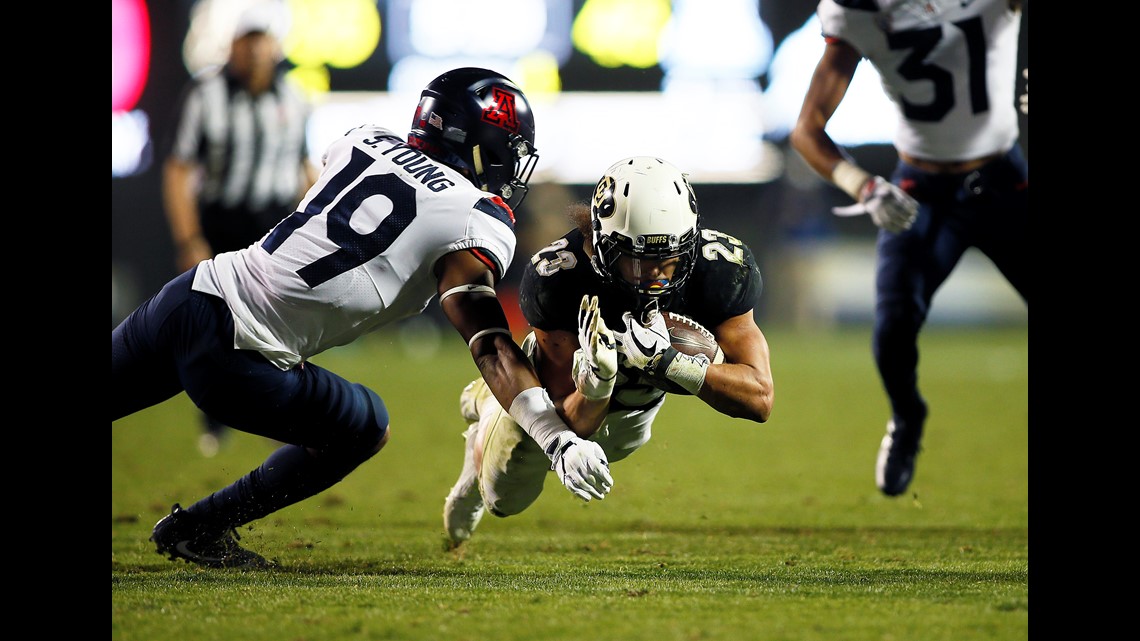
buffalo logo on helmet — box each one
[592,175,616,219]
[480,87,519,132]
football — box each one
[640,312,723,395]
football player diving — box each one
[443,156,775,548]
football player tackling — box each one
[443,156,775,548]
[112,68,612,568]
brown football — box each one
[637,312,724,395]
[663,312,724,364]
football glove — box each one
[616,310,711,395]
[547,431,613,502]
[833,176,918,234]
[615,309,671,371]
[572,295,618,401]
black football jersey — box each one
[519,227,762,408]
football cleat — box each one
[150,504,273,569]
[443,424,485,549]
[875,419,922,497]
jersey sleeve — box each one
[519,231,589,333]
[464,197,517,282]
[683,231,763,329]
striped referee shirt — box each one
[168,65,311,213]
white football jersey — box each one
[193,126,518,370]
[817,0,1021,161]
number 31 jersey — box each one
[193,125,518,370]
[818,0,1021,161]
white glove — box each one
[548,431,613,502]
[833,176,918,234]
[615,309,671,371]
[615,310,711,395]
[572,295,618,401]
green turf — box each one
[112,325,1028,641]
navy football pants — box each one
[112,267,389,527]
[874,145,1028,428]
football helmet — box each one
[408,67,539,210]
[589,156,700,313]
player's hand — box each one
[833,176,918,233]
[572,295,618,401]
[614,309,671,371]
[548,431,613,501]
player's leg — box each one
[153,292,389,567]
[478,400,550,519]
[872,168,968,496]
[111,270,196,422]
[590,402,661,464]
[443,373,552,546]
[443,377,494,547]
[973,146,1029,303]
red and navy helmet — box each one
[408,67,539,210]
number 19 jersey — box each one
[193,126,518,370]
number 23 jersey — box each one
[520,227,762,407]
[193,125,518,370]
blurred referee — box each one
[161,1,318,456]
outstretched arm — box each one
[435,249,540,409]
[435,250,613,502]
[529,295,617,439]
[613,308,772,424]
[699,310,773,424]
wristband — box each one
[655,348,711,395]
[508,387,568,456]
[466,327,512,349]
[440,284,497,303]
[832,160,872,201]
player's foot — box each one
[459,378,485,425]
[443,424,485,549]
[150,504,272,569]
[875,418,923,497]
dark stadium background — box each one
[112,1,1028,331]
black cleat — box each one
[875,420,922,497]
[150,504,272,569]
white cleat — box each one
[443,423,485,548]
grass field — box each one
[112,324,1028,641]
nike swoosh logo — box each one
[175,540,225,563]
[629,332,659,357]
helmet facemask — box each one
[471,133,539,210]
